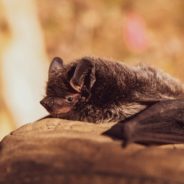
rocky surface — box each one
[0,118,184,184]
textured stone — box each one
[0,118,184,184]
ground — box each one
[0,118,184,184]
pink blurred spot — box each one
[123,12,149,53]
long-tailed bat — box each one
[40,56,184,145]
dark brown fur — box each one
[41,56,184,123]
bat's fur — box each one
[41,56,184,123]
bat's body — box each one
[41,57,184,145]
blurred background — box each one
[0,0,184,139]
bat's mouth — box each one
[49,106,74,117]
[50,111,71,119]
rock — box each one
[0,118,184,184]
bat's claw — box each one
[121,121,138,147]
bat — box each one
[40,56,184,145]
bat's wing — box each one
[121,99,184,146]
[103,99,184,146]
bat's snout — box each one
[40,98,53,112]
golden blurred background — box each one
[0,0,184,139]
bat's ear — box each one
[49,57,63,79]
[70,58,96,92]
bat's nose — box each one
[40,99,47,107]
[40,98,52,111]
[40,99,45,106]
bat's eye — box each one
[65,96,73,103]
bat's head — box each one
[40,57,96,117]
